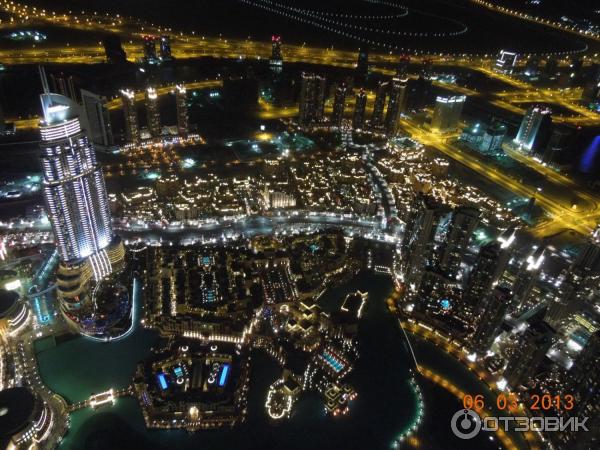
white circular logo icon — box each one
[451,409,482,439]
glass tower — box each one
[39,92,113,263]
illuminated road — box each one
[399,118,600,236]
[2,0,600,238]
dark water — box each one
[35,270,522,450]
[26,0,593,54]
[36,272,426,450]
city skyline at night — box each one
[0,1,599,449]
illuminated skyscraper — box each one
[331,83,348,127]
[480,121,507,154]
[463,228,515,313]
[159,35,172,60]
[402,194,447,288]
[40,94,113,262]
[371,81,388,128]
[396,55,410,78]
[143,35,157,63]
[356,47,369,81]
[121,89,139,144]
[352,89,367,130]
[270,35,283,72]
[81,89,114,148]
[511,245,545,312]
[145,87,161,138]
[298,72,326,126]
[431,95,466,132]
[471,286,512,354]
[38,68,127,336]
[175,84,188,137]
[385,77,407,136]
[514,106,552,152]
[438,206,479,279]
[503,320,554,389]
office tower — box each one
[270,35,283,72]
[143,35,157,62]
[471,286,512,354]
[402,194,446,287]
[511,245,545,311]
[405,76,432,112]
[370,81,388,128]
[549,239,600,327]
[145,87,161,138]
[514,105,552,152]
[121,89,140,144]
[431,95,466,132]
[298,72,326,126]
[175,84,188,137]
[396,54,410,77]
[331,83,347,127]
[503,320,554,388]
[81,89,114,148]
[352,89,367,130]
[385,77,407,136]
[39,69,126,335]
[438,206,480,279]
[480,121,507,154]
[463,231,514,313]
[356,47,369,81]
[460,123,484,148]
[49,73,78,102]
[542,126,573,164]
[495,50,518,74]
[102,34,127,64]
[159,35,172,60]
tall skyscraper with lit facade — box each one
[503,320,554,388]
[159,35,172,60]
[471,286,512,354]
[385,77,407,136]
[514,105,552,152]
[331,83,348,127]
[145,87,161,138]
[431,95,466,132]
[437,206,479,279]
[371,81,388,128]
[352,89,367,130]
[39,70,127,336]
[175,84,188,137]
[270,35,283,72]
[121,89,140,144]
[299,73,326,126]
[40,97,113,262]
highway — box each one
[1,0,600,238]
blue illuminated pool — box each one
[218,364,230,387]
[157,373,168,390]
[322,351,344,373]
